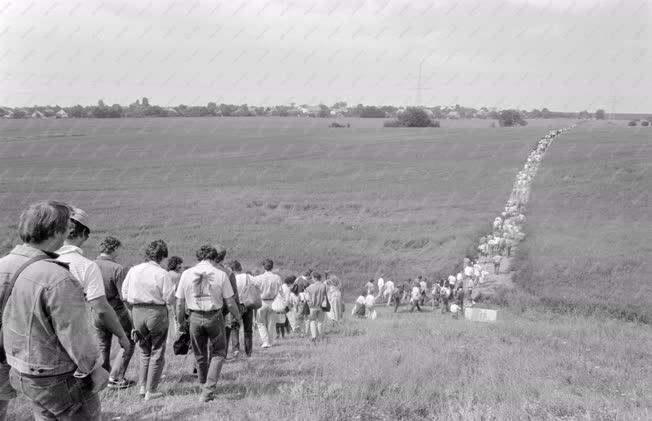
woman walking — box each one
[122,240,175,400]
[325,275,343,321]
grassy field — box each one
[0,117,569,288]
[509,121,652,322]
[2,117,650,420]
[8,305,652,420]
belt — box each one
[15,368,76,379]
[262,298,274,301]
[131,303,166,308]
[189,309,221,314]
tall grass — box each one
[7,304,651,420]
[509,121,652,322]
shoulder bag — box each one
[240,274,263,310]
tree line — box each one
[1,98,607,121]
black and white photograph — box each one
[0,0,650,419]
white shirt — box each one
[56,244,105,301]
[364,294,375,307]
[175,261,233,311]
[235,273,252,293]
[377,277,384,291]
[122,261,175,305]
[411,286,421,300]
[252,271,282,300]
[384,280,395,293]
[464,266,474,277]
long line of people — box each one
[0,202,346,420]
[359,124,577,318]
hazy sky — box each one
[1,0,650,111]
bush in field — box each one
[595,109,606,120]
[384,112,440,127]
[641,121,650,126]
[628,120,637,126]
[498,109,527,127]
[398,107,433,127]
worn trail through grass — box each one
[472,124,578,304]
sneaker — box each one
[261,342,271,348]
[107,378,136,390]
[144,391,164,401]
[138,386,146,397]
[200,392,215,403]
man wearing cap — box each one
[252,259,282,348]
[94,236,136,390]
[1,201,108,420]
[176,245,242,402]
[55,208,132,388]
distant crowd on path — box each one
[0,202,345,420]
[352,125,577,319]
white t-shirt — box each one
[123,261,175,306]
[384,280,395,294]
[176,261,234,311]
[377,277,384,291]
[364,294,375,308]
[235,272,252,293]
[56,245,105,301]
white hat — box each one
[71,207,91,231]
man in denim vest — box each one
[0,201,107,420]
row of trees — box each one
[1,98,609,121]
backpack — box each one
[239,274,262,310]
[271,292,287,313]
[298,293,310,316]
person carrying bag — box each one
[240,273,262,310]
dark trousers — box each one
[0,399,7,421]
[189,311,227,395]
[95,306,134,380]
[9,369,101,420]
[275,322,286,338]
[225,307,254,356]
[392,296,401,312]
[409,300,421,312]
[131,305,168,393]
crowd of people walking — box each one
[0,202,345,419]
[352,125,576,319]
[0,125,575,420]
